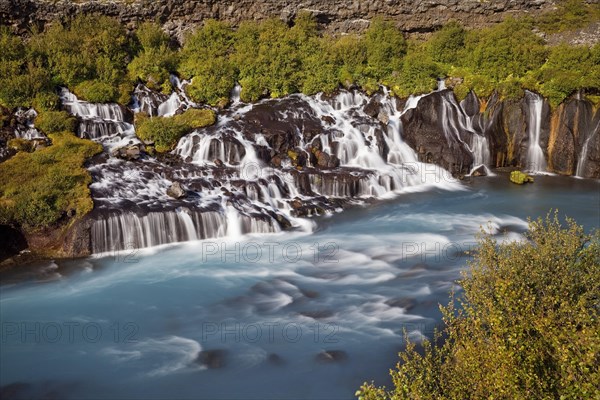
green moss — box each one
[35,110,77,134]
[7,138,34,153]
[0,132,102,230]
[510,170,534,184]
[135,108,216,152]
[537,0,600,34]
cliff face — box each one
[1,0,555,38]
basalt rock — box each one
[402,91,473,176]
[0,0,555,40]
[167,181,186,199]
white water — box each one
[576,120,600,178]
[525,91,547,173]
[439,92,493,175]
[60,88,138,149]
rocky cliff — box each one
[1,0,555,38]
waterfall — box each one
[60,88,137,149]
[13,108,44,140]
[439,92,492,175]
[157,92,182,117]
[576,120,600,177]
[525,91,547,173]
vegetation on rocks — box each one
[135,108,216,152]
[0,132,102,230]
[0,0,599,110]
[357,214,600,399]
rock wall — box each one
[0,0,555,39]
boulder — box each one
[315,350,348,363]
[167,181,186,198]
[510,170,534,184]
[471,165,487,177]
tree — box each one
[357,213,600,399]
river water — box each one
[1,174,598,399]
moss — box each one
[510,170,534,184]
[35,110,77,134]
[135,108,216,152]
[74,80,119,103]
[0,132,102,231]
[7,138,34,153]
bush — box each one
[357,213,600,399]
[180,20,236,106]
[128,22,178,93]
[135,108,216,152]
[537,0,600,33]
[0,132,102,230]
[35,111,77,134]
[7,138,34,153]
[428,21,466,66]
[74,80,118,104]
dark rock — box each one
[214,158,224,167]
[315,350,348,363]
[320,115,335,125]
[167,181,186,199]
[196,349,227,369]
[470,165,487,177]
[364,98,381,118]
[0,225,28,263]
[385,297,416,311]
[267,353,285,365]
[111,144,141,161]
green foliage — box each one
[135,108,216,152]
[364,18,406,82]
[428,21,466,65]
[0,132,102,230]
[180,20,236,106]
[465,18,548,81]
[128,22,178,93]
[32,15,132,103]
[357,213,600,399]
[35,111,77,134]
[391,51,443,97]
[537,0,600,34]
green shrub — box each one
[364,18,407,81]
[74,80,118,104]
[392,51,443,97]
[35,110,77,134]
[0,132,102,230]
[128,22,178,93]
[180,20,236,106]
[135,108,216,152]
[357,213,600,399]
[428,21,466,66]
[537,0,600,33]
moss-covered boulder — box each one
[510,170,534,184]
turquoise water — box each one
[1,174,599,399]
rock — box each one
[167,181,186,198]
[290,198,303,209]
[364,98,381,118]
[315,350,348,363]
[111,144,141,161]
[214,158,224,167]
[385,297,416,311]
[196,349,227,369]
[270,154,282,167]
[267,353,285,365]
[471,165,487,177]
[316,151,330,168]
[377,111,389,125]
[510,170,534,184]
[320,115,335,125]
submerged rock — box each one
[196,349,227,369]
[471,165,487,177]
[315,350,348,363]
[510,170,534,184]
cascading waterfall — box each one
[91,210,227,253]
[13,108,44,140]
[60,88,137,148]
[525,91,547,173]
[576,120,600,177]
[86,82,466,254]
[440,91,492,175]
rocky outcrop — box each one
[0,0,555,39]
